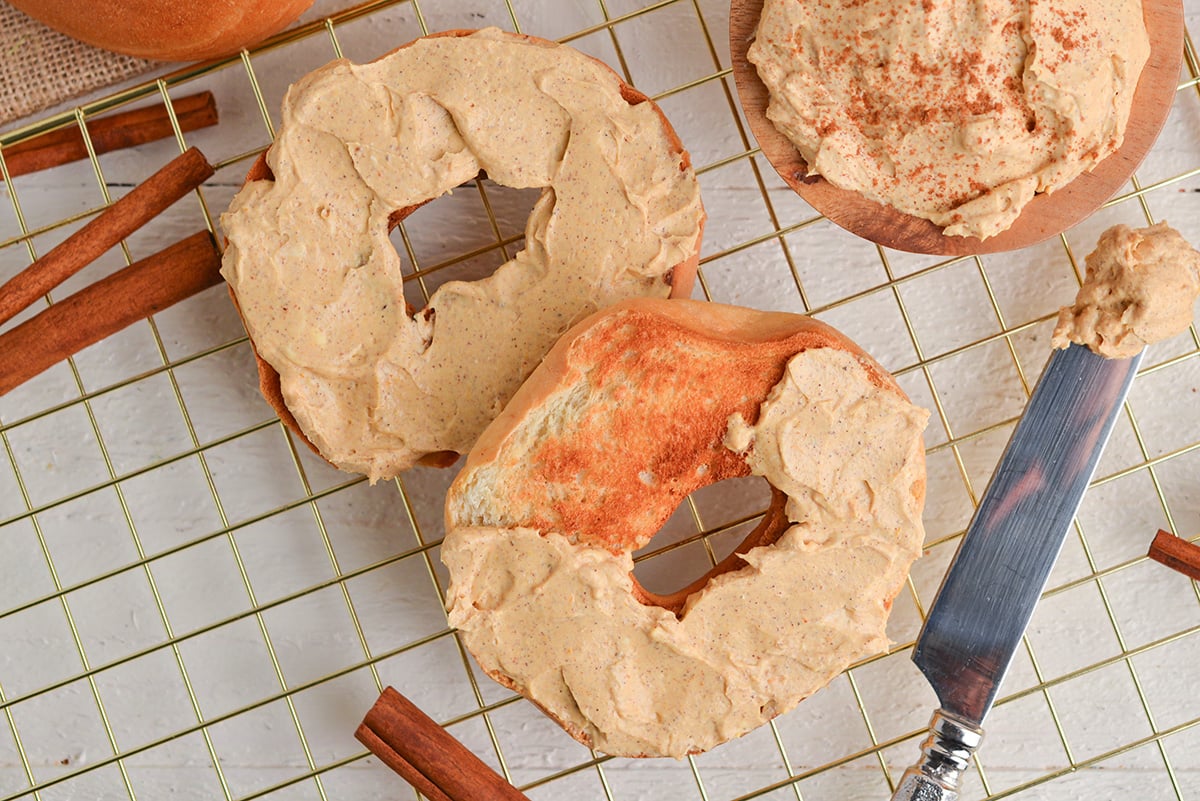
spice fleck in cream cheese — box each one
[220,29,703,480]
[748,0,1150,240]
[1053,222,1200,358]
[443,346,928,757]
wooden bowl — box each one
[729,0,1185,255]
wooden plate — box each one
[729,0,1185,255]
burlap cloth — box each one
[0,1,157,129]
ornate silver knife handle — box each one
[890,710,984,801]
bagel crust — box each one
[220,29,703,480]
[443,299,929,758]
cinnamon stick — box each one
[1148,529,1200,582]
[0,230,223,396]
[0,146,214,328]
[1,92,219,180]
[355,687,531,801]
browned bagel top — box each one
[8,0,314,60]
[466,299,904,554]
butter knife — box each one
[890,343,1142,801]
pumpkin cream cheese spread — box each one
[748,0,1151,239]
[443,346,928,758]
[220,29,703,480]
[1053,222,1200,358]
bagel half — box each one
[223,29,703,477]
[444,298,929,757]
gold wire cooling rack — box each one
[1,1,1200,799]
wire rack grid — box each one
[1,0,1199,799]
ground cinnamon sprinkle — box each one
[1049,26,1079,49]
[908,53,939,77]
[817,120,840,136]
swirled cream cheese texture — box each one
[1053,222,1200,358]
[748,0,1150,239]
[443,348,928,758]
[220,29,703,479]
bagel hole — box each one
[390,175,544,314]
[632,476,776,601]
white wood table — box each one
[1,1,1199,799]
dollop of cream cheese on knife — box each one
[1053,222,1200,358]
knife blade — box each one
[890,343,1142,801]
